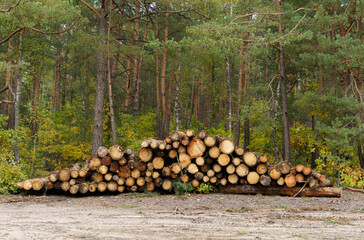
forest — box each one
[0,0,363,193]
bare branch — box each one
[0,0,21,13]
[78,0,100,19]
[0,27,25,45]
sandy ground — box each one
[0,190,364,240]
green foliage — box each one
[172,178,194,195]
[195,183,217,194]
[0,160,25,194]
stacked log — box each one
[17,130,339,197]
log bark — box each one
[220,185,341,197]
[97,146,109,158]
[277,161,292,175]
[259,175,272,187]
[102,156,112,166]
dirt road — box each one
[0,190,363,239]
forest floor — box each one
[0,190,363,240]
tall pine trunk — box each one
[132,3,140,115]
[278,0,291,162]
[91,1,108,156]
[155,9,162,139]
[160,12,169,137]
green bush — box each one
[195,183,217,194]
[172,178,194,195]
[0,160,26,194]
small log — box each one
[99,165,108,175]
[162,179,173,191]
[194,172,204,180]
[171,163,181,174]
[107,181,118,192]
[79,183,89,194]
[168,149,177,159]
[172,141,180,149]
[303,167,312,176]
[89,184,97,193]
[187,163,199,174]
[220,178,228,186]
[125,148,134,156]
[130,185,138,192]
[219,139,235,154]
[201,164,210,173]
[295,173,305,183]
[284,174,297,188]
[59,168,71,182]
[159,141,167,150]
[17,182,24,189]
[150,139,160,149]
[212,164,222,173]
[136,177,145,187]
[171,131,185,141]
[277,177,285,186]
[204,136,216,147]
[290,169,297,175]
[117,178,125,185]
[171,173,178,178]
[166,144,172,151]
[178,145,186,153]
[32,178,48,191]
[232,157,241,166]
[185,129,195,138]
[70,179,76,185]
[216,172,223,179]
[260,155,268,163]
[69,184,79,194]
[197,130,207,139]
[268,167,281,180]
[210,176,217,184]
[102,156,112,166]
[48,171,59,182]
[61,181,71,192]
[309,178,319,189]
[259,175,272,187]
[228,174,239,184]
[217,154,230,166]
[181,138,190,146]
[125,177,135,187]
[277,161,292,175]
[112,174,119,182]
[162,167,172,177]
[234,147,244,156]
[79,167,91,178]
[154,177,163,187]
[118,165,131,178]
[209,147,220,159]
[46,181,53,190]
[195,157,205,166]
[180,174,189,183]
[319,179,332,187]
[139,148,153,162]
[97,146,109,158]
[202,175,210,183]
[131,169,141,179]
[256,163,268,175]
[226,164,236,174]
[247,172,260,185]
[53,182,61,190]
[295,164,304,172]
[147,162,154,171]
[146,182,155,191]
[207,169,215,177]
[97,182,107,192]
[91,172,104,183]
[152,157,164,170]
[187,138,206,158]
[88,157,101,171]
[109,161,119,172]
[220,185,342,197]
[152,171,160,179]
[179,153,191,168]
[104,173,113,181]
[243,152,259,167]
[312,170,326,182]
[165,137,172,144]
[118,186,125,193]
[109,145,124,160]
[191,179,200,188]
[22,180,32,191]
[236,163,249,177]
[140,139,150,148]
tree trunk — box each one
[12,30,24,163]
[226,57,232,133]
[277,0,291,162]
[124,56,132,111]
[160,12,169,137]
[3,41,12,120]
[131,3,140,115]
[234,50,244,146]
[174,62,181,131]
[83,57,89,138]
[107,0,117,145]
[197,66,205,130]
[311,115,319,169]
[155,7,162,139]
[91,1,108,156]
[165,72,173,138]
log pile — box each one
[17,130,340,197]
